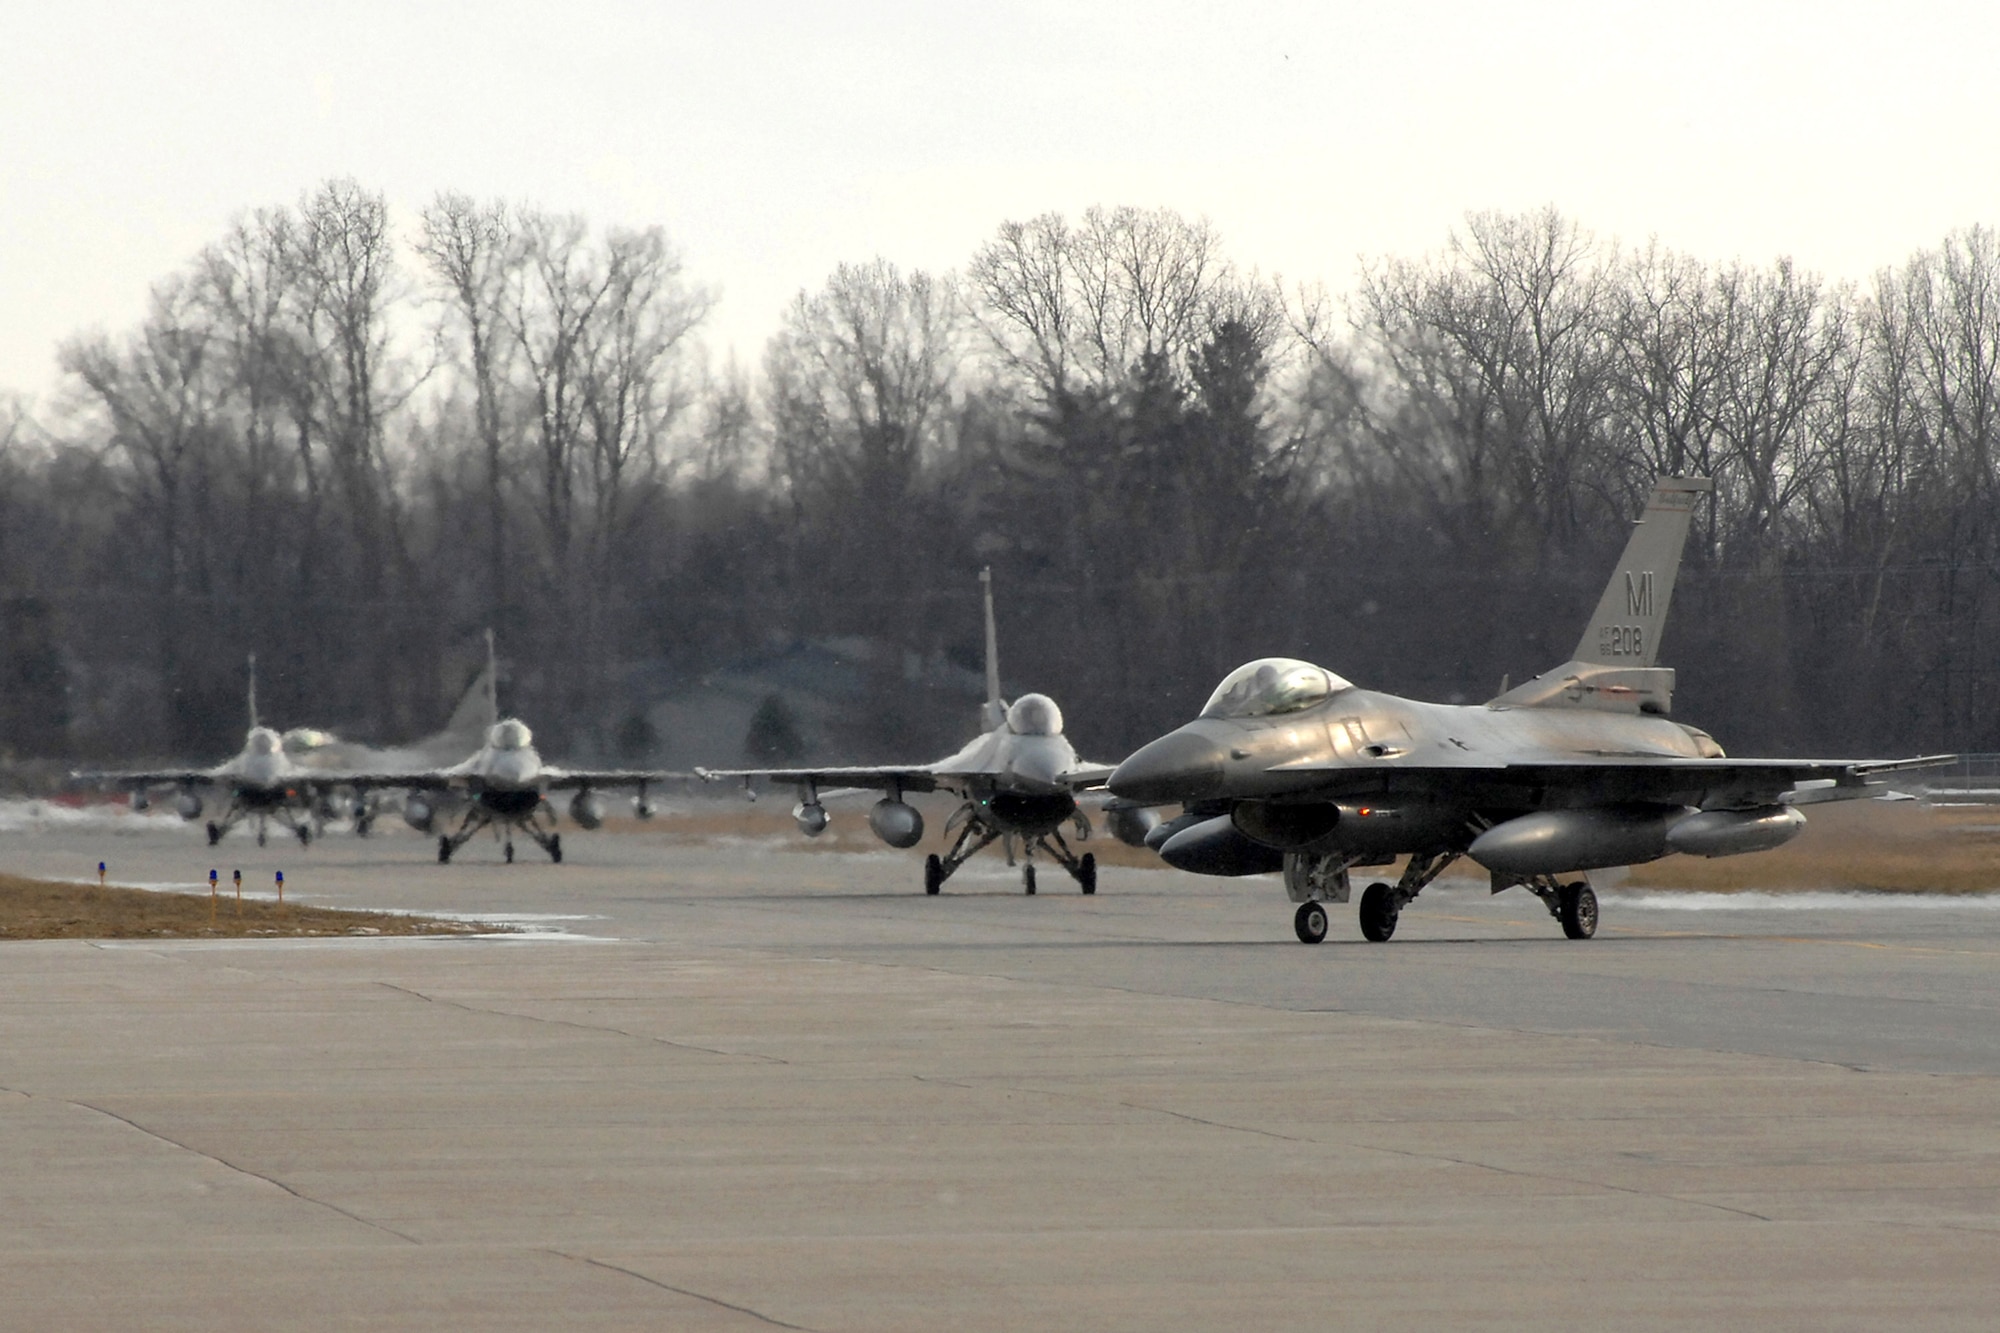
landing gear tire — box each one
[438,835,453,864]
[504,841,515,864]
[297,825,311,847]
[256,828,267,848]
[1559,882,1598,940]
[549,835,562,864]
[1078,852,1096,895]
[1358,882,1398,943]
[206,822,221,847]
[1023,864,1037,895]
[1294,900,1329,944]
[924,854,943,895]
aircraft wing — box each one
[538,768,693,790]
[1277,754,1956,804]
[71,768,225,788]
[1061,763,1119,791]
[697,766,945,795]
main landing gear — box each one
[1284,850,1460,944]
[437,804,563,864]
[922,807,1099,895]
[204,806,311,849]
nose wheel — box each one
[1022,864,1037,895]
[1294,900,1328,943]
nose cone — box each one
[1109,727,1229,804]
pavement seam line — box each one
[1347,1138,1776,1222]
[544,1249,817,1330]
[374,981,790,1063]
[1002,1079,1773,1221]
[69,1099,422,1243]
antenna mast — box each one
[247,653,259,730]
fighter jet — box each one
[698,568,1141,894]
[1109,477,1952,943]
[342,631,684,863]
[73,655,329,847]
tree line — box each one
[2,182,1996,767]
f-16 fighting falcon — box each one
[1109,477,1952,944]
[344,632,684,864]
[700,569,1141,895]
[73,655,330,847]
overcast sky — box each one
[4,0,1995,400]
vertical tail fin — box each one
[484,628,501,726]
[247,653,260,730]
[1490,476,1710,714]
[1571,476,1711,667]
[980,567,1007,732]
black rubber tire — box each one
[1559,882,1598,939]
[256,829,267,848]
[297,825,311,846]
[924,854,943,895]
[1023,864,1037,895]
[504,842,515,864]
[206,822,221,847]
[437,835,452,864]
[1078,852,1097,895]
[549,835,563,864]
[1294,900,1329,944]
[1358,882,1398,942]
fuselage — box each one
[447,719,549,806]
[1111,658,1732,865]
[217,727,308,800]
[934,693,1091,835]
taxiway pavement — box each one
[3,808,1998,1328]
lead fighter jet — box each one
[699,569,1136,894]
[1109,477,1952,943]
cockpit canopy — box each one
[490,718,533,751]
[247,727,283,756]
[1007,693,1064,737]
[1199,658,1349,720]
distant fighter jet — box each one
[1109,477,1952,943]
[699,569,1142,895]
[74,655,327,847]
[343,631,684,864]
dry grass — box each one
[0,873,503,941]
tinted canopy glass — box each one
[1199,658,1347,719]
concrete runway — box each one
[5,806,2000,1328]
